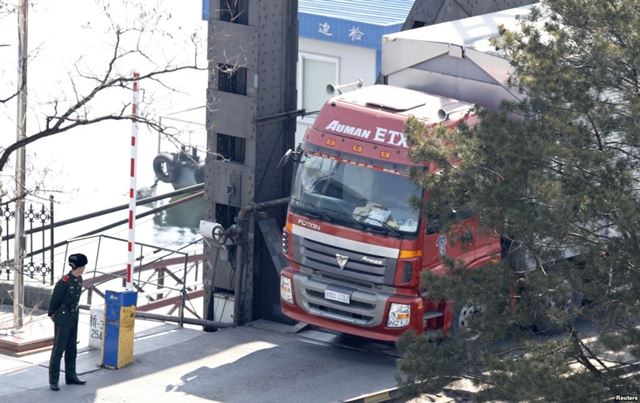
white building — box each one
[201,0,416,144]
[296,0,416,143]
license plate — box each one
[324,289,350,304]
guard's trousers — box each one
[48,325,78,384]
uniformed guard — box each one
[48,253,88,391]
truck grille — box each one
[300,238,395,285]
[292,273,389,327]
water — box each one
[2,125,207,284]
[0,1,208,281]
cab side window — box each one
[426,207,473,234]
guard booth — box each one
[101,290,137,369]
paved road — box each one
[0,316,398,403]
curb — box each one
[343,386,404,403]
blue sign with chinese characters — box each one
[201,0,414,76]
[202,0,414,51]
[299,13,401,50]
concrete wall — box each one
[295,38,377,144]
[0,282,52,310]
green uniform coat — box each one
[48,271,83,384]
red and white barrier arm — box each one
[126,72,140,290]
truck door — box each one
[422,208,477,270]
[470,219,502,268]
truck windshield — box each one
[290,153,421,236]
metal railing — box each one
[1,184,203,285]
[1,195,54,284]
[0,184,237,328]
[66,234,204,327]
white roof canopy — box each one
[382,4,537,110]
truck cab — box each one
[280,85,502,341]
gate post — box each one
[50,195,54,285]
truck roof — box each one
[306,85,474,167]
[329,84,473,124]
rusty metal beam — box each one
[79,302,233,329]
[83,254,203,288]
[137,289,204,312]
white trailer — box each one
[381,4,591,269]
[381,4,536,111]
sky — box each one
[0,1,208,261]
[0,0,207,206]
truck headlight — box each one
[280,276,294,304]
[387,303,410,328]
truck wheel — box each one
[451,304,481,341]
[533,280,581,334]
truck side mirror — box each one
[277,144,304,168]
[276,149,293,168]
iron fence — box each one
[0,184,204,285]
[0,186,209,325]
[66,234,204,326]
[1,195,54,284]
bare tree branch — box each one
[0,90,19,104]
[0,59,206,171]
[0,0,211,211]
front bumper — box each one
[280,268,423,342]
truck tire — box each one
[533,280,582,335]
[450,304,481,341]
[153,153,177,183]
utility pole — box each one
[13,0,28,328]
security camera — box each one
[326,79,363,95]
[199,220,227,245]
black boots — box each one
[50,376,85,391]
[65,376,86,385]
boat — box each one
[153,146,204,190]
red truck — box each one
[280,6,533,342]
[279,85,503,341]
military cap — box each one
[68,253,88,269]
